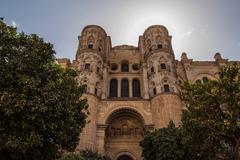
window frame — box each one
[132,79,141,97]
[160,63,166,69]
[164,84,170,92]
[121,61,129,72]
[121,79,129,97]
[109,79,118,97]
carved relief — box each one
[106,116,144,139]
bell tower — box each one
[139,25,182,128]
[74,25,111,151]
[75,25,111,97]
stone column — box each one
[101,64,108,99]
[129,78,132,98]
[154,61,161,93]
[96,124,107,155]
[118,78,121,98]
[142,63,149,99]
[77,94,98,151]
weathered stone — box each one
[57,25,239,160]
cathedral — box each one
[57,25,234,160]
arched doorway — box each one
[117,155,133,160]
[106,108,144,139]
[105,108,144,160]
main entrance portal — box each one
[117,155,133,160]
[105,108,144,159]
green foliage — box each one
[0,19,88,160]
[140,65,240,160]
[80,149,111,160]
[181,64,240,160]
[59,153,84,160]
[140,121,188,160]
[59,150,111,160]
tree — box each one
[140,121,188,160]
[0,19,88,159]
[59,150,111,160]
[181,64,240,160]
[80,149,111,160]
[59,153,84,160]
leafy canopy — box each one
[59,150,111,160]
[140,64,240,160]
[0,19,88,160]
[140,121,187,160]
[181,64,240,160]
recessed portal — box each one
[106,108,144,139]
[117,155,133,160]
[105,108,145,160]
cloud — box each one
[182,28,195,36]
[237,42,240,46]
[11,20,18,28]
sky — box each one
[1,0,240,61]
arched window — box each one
[132,79,141,97]
[111,63,118,71]
[196,79,201,84]
[151,67,154,73]
[87,36,94,49]
[97,67,100,73]
[95,88,98,95]
[87,35,94,42]
[95,82,100,96]
[121,79,129,97]
[202,77,209,83]
[83,84,87,93]
[88,44,93,49]
[85,63,90,70]
[164,84,170,92]
[110,79,118,97]
[160,63,166,69]
[153,88,157,95]
[157,44,163,49]
[121,60,129,72]
[178,80,182,85]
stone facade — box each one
[57,25,238,160]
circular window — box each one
[111,63,118,71]
[132,63,140,71]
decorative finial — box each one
[214,52,222,61]
[181,52,188,61]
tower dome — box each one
[141,25,172,60]
[76,25,108,60]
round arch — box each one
[98,104,153,125]
[193,72,217,82]
[104,107,146,125]
[114,151,137,160]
